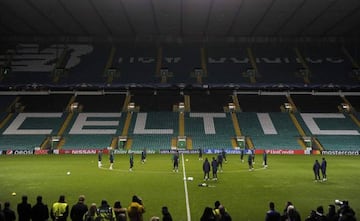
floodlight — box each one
[228,103,235,111]
[127,102,135,111]
[340,103,350,112]
[70,102,79,112]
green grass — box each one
[0,154,359,221]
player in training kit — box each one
[98,150,103,168]
[203,158,211,180]
[248,154,254,171]
[109,151,114,170]
[217,153,223,172]
[129,152,134,171]
[172,151,179,172]
[211,157,218,180]
[321,157,327,181]
[263,151,268,168]
[313,159,321,181]
[141,148,146,164]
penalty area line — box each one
[181,153,191,221]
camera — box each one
[335,199,348,206]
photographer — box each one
[127,196,145,221]
[335,200,356,221]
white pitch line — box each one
[181,153,191,221]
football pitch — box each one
[0,153,359,221]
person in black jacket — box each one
[203,158,211,181]
[31,196,49,221]
[70,195,88,221]
[265,202,280,221]
[17,195,31,221]
[161,206,172,221]
[3,202,16,221]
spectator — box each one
[285,205,301,221]
[326,205,338,221]
[17,195,31,221]
[336,201,356,221]
[200,207,216,221]
[97,200,115,221]
[219,205,232,221]
[315,206,327,221]
[31,196,49,221]
[0,202,6,221]
[127,196,145,221]
[113,201,127,221]
[83,203,97,221]
[51,195,69,221]
[213,201,221,219]
[70,195,88,221]
[3,202,16,221]
[265,202,280,221]
[161,206,172,221]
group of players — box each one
[97,149,147,171]
[313,157,327,182]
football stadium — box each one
[0,1,359,221]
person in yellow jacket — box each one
[51,195,69,221]
[127,196,145,221]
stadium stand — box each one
[73,94,126,112]
[290,94,344,113]
[130,89,183,112]
[237,94,289,112]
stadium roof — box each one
[0,0,360,44]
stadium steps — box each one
[104,46,117,84]
[231,112,242,136]
[171,137,177,148]
[342,47,359,69]
[349,114,360,127]
[179,112,185,136]
[52,46,69,83]
[231,95,241,112]
[124,138,133,150]
[40,136,50,149]
[340,96,360,127]
[155,47,163,76]
[200,47,208,77]
[121,112,133,136]
[0,113,13,129]
[184,95,190,112]
[55,112,74,149]
[110,137,118,149]
[246,48,257,83]
[231,138,238,148]
[294,47,311,84]
[122,95,132,112]
[246,137,254,149]
[312,137,324,151]
[289,113,306,137]
[186,137,193,149]
[286,95,298,112]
